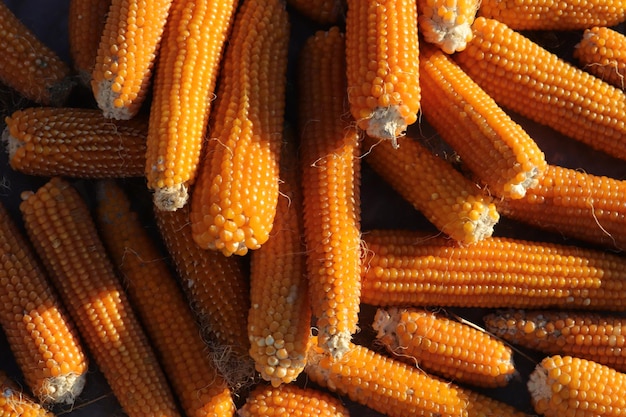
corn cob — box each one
[528,355,626,417]
[419,42,546,199]
[574,26,626,91]
[461,389,533,417]
[374,307,516,388]
[286,0,345,24]
[0,370,55,417]
[455,17,626,161]
[363,135,499,244]
[145,0,238,211]
[345,0,420,147]
[0,202,87,405]
[91,0,174,119]
[189,0,290,256]
[0,2,71,105]
[417,0,479,53]
[360,229,626,310]
[19,177,181,417]
[298,27,362,359]
[3,107,147,178]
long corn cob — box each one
[19,177,181,417]
[574,26,626,91]
[419,42,546,199]
[417,0,479,53]
[0,202,87,405]
[345,0,420,147]
[3,107,147,178]
[286,0,345,24]
[363,134,499,244]
[0,370,55,417]
[455,17,626,161]
[145,0,238,211]
[360,229,626,310]
[189,0,290,256]
[298,27,362,360]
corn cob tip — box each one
[419,16,473,54]
[1,126,18,159]
[459,198,500,244]
[372,307,395,341]
[506,165,542,199]
[363,106,406,148]
[153,184,189,212]
[527,361,553,408]
[319,331,352,360]
[93,79,133,120]
[40,372,87,405]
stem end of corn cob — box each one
[1,126,20,161]
[455,198,499,244]
[153,184,189,212]
[527,362,552,413]
[505,165,542,199]
[319,331,351,360]
[362,106,407,149]
[419,15,473,54]
[93,79,134,120]
[39,372,86,405]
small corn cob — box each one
[238,383,350,417]
[189,0,290,256]
[286,0,345,24]
[3,107,147,178]
[68,0,112,85]
[0,370,55,417]
[373,307,516,388]
[91,0,174,119]
[455,17,626,161]
[497,164,626,250]
[95,180,235,416]
[417,0,479,53]
[145,0,238,211]
[298,27,362,359]
[0,2,72,105]
[477,0,626,31]
[363,135,500,244]
[574,26,626,91]
[304,336,469,417]
[360,229,626,310]
[345,0,420,147]
[528,355,626,417]
[19,177,181,417]
[419,42,546,199]
[485,309,626,373]
[0,202,87,405]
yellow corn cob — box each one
[345,0,420,147]
[574,26,626,91]
[94,180,235,415]
[419,42,546,199]
[455,17,626,161]
[0,202,87,405]
[0,2,72,105]
[91,0,174,119]
[360,229,626,310]
[19,177,181,417]
[374,307,516,388]
[286,0,345,24]
[477,0,626,30]
[363,135,500,244]
[485,309,626,373]
[417,0,479,53]
[298,27,362,360]
[497,164,626,250]
[145,0,238,211]
[3,107,147,178]
[528,355,626,417]
[461,389,533,417]
[189,0,290,256]
[0,370,55,417]
[238,383,350,417]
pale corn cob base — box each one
[153,184,188,212]
[527,365,553,411]
[419,15,473,54]
[94,79,133,120]
[2,126,20,159]
[507,165,541,199]
[37,373,86,405]
[362,106,406,149]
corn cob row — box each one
[417,0,479,53]
[0,370,55,417]
[574,26,626,91]
[286,0,345,24]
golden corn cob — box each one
[145,0,238,211]
[363,135,500,244]
[345,0,420,147]
[417,0,479,53]
[374,307,516,388]
[574,26,626,91]
[286,0,345,24]
[3,107,147,178]
[360,229,626,310]
[0,202,87,405]
[455,17,626,161]
[461,390,533,417]
[0,370,55,417]
[298,27,362,359]
[19,177,180,417]
[189,0,290,256]
[419,42,546,199]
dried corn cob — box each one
[91,0,174,119]
[360,229,626,310]
[345,0,420,147]
[145,0,238,211]
[374,307,516,388]
[363,135,499,244]
[0,202,87,405]
[0,2,71,105]
[298,27,362,359]
[455,17,626,161]
[574,26,626,90]
[19,177,180,417]
[417,0,479,53]
[3,107,147,178]
[190,0,289,256]
[461,389,533,417]
[528,355,626,417]
[286,0,345,24]
[419,42,546,199]
[0,370,55,417]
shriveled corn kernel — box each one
[574,26,626,91]
[417,0,479,53]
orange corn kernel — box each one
[0,370,55,417]
[574,26,626,91]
